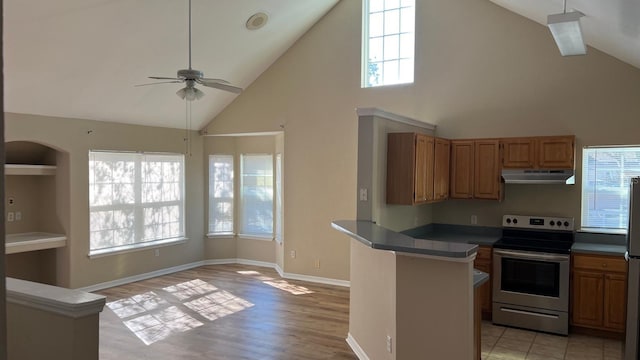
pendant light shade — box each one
[547,0,586,56]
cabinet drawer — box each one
[573,254,627,273]
[476,246,492,262]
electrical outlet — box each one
[7,212,14,222]
[359,188,368,201]
[154,249,160,257]
[290,250,296,259]
[15,211,22,221]
[386,335,392,353]
[471,215,478,225]
[8,197,15,206]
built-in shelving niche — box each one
[5,141,68,285]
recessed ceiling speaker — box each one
[246,12,268,30]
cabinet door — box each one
[425,136,436,202]
[538,136,575,168]
[501,138,536,168]
[414,134,429,204]
[474,140,501,200]
[434,138,450,200]
[571,270,604,328]
[604,273,627,332]
[474,261,492,317]
[450,141,474,199]
[386,133,417,205]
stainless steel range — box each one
[492,214,574,335]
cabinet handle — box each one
[603,263,607,268]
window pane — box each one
[241,154,273,236]
[367,61,383,87]
[275,154,283,243]
[209,155,234,234]
[89,151,185,253]
[369,12,384,38]
[399,58,414,83]
[369,37,383,62]
[400,33,414,59]
[400,7,415,34]
[384,9,400,35]
[369,0,384,12]
[385,0,400,10]
[383,34,399,60]
[401,0,415,7]
[581,147,640,229]
[383,60,400,85]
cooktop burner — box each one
[494,215,575,255]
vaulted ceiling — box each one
[3,0,639,131]
[3,0,339,130]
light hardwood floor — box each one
[97,264,357,360]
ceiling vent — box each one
[246,12,269,30]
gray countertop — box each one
[402,223,501,246]
[331,220,478,259]
[473,269,489,288]
[571,243,626,256]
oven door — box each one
[493,249,570,311]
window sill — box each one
[206,233,235,239]
[237,234,273,241]
[88,237,188,259]
[577,227,627,235]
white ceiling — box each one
[490,0,640,69]
[3,0,339,130]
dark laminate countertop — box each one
[332,220,478,259]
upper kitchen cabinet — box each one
[387,133,448,205]
[450,139,501,200]
[501,135,575,169]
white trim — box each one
[201,131,283,137]
[206,233,235,239]
[346,333,370,360]
[88,238,188,259]
[356,107,436,131]
[280,271,351,288]
[237,234,274,241]
[78,259,350,293]
[77,261,205,292]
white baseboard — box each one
[346,333,369,360]
[77,261,205,292]
[79,258,349,292]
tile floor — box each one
[481,321,623,360]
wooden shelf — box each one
[5,164,57,176]
[6,232,67,254]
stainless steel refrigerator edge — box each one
[625,177,640,360]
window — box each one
[362,0,415,88]
[275,154,283,243]
[208,155,234,235]
[89,151,185,255]
[240,154,273,237]
[581,146,640,229]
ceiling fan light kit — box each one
[246,12,269,30]
[547,0,586,56]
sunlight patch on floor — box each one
[237,270,314,295]
[106,279,253,345]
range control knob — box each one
[513,218,518,224]
[550,221,555,226]
[506,218,512,224]
[564,221,570,227]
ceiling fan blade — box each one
[197,79,243,94]
[200,78,231,84]
[135,80,183,87]
[149,76,182,80]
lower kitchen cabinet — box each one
[571,254,627,333]
[474,245,492,320]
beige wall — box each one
[202,0,640,280]
[5,113,205,288]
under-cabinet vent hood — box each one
[501,169,575,185]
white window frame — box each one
[208,154,235,237]
[239,153,274,240]
[88,151,186,257]
[581,146,640,231]
[275,153,283,244]
[362,0,416,88]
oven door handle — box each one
[494,249,569,262]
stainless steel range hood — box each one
[501,169,575,185]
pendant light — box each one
[547,0,586,56]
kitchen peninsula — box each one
[332,220,487,360]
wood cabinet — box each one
[387,133,449,205]
[474,245,492,320]
[501,135,575,169]
[450,140,501,200]
[571,254,627,333]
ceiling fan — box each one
[137,0,242,100]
